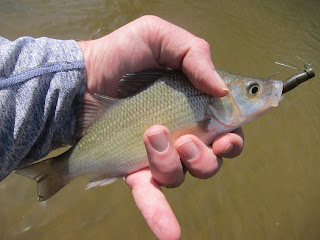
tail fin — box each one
[15,157,70,201]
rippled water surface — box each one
[0,0,319,239]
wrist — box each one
[77,40,95,94]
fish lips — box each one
[270,80,284,107]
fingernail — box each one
[147,131,169,152]
[213,70,229,94]
[221,143,234,154]
[177,139,199,161]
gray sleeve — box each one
[0,36,86,181]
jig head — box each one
[275,56,316,94]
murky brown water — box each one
[1,0,319,239]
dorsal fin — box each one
[75,93,117,138]
[76,69,175,138]
[117,68,174,98]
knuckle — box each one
[138,15,162,27]
[188,156,222,179]
[164,174,185,188]
[195,38,211,53]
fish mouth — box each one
[270,80,284,107]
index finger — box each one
[139,15,229,97]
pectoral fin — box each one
[207,96,241,126]
[76,93,118,138]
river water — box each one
[0,0,319,239]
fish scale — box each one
[70,76,209,178]
[15,69,283,201]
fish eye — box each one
[247,83,260,96]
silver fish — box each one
[16,69,283,201]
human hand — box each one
[126,125,243,239]
[78,15,244,239]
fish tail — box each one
[15,156,70,202]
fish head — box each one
[208,74,283,127]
